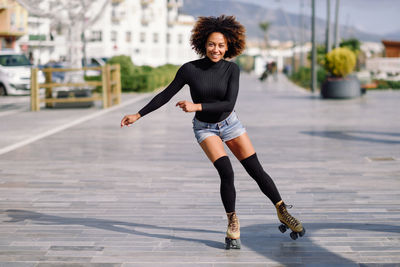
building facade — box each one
[0,0,28,50]
[12,0,197,67]
[85,0,197,66]
[17,15,56,65]
[382,40,400,58]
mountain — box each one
[383,30,400,41]
[180,0,396,43]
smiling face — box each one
[205,32,228,62]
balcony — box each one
[141,10,153,25]
[141,17,150,25]
[29,34,46,41]
[111,9,125,23]
[167,0,183,9]
[141,0,154,6]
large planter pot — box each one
[321,75,361,99]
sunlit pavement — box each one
[0,73,399,266]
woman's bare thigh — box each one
[199,135,227,163]
[225,132,255,161]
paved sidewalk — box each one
[0,73,399,266]
[0,93,152,155]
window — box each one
[19,13,25,29]
[91,31,102,42]
[140,32,146,43]
[10,13,15,27]
[178,34,183,44]
[166,33,171,44]
[0,54,31,67]
[153,33,159,43]
[111,31,117,42]
[126,31,131,43]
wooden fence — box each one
[30,64,121,111]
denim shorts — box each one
[192,111,247,144]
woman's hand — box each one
[120,113,141,127]
[176,100,202,113]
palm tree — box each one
[259,21,270,48]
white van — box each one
[0,50,44,96]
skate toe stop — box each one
[299,227,306,237]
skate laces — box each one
[228,213,239,233]
[279,203,300,227]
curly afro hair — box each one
[190,15,246,59]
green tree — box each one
[339,38,361,55]
[339,38,361,70]
[308,45,328,66]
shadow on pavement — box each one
[301,130,400,145]
[2,209,222,249]
[3,209,399,264]
[241,222,400,265]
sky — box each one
[233,0,400,35]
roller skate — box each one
[275,200,306,240]
[225,211,241,249]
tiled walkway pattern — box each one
[0,74,399,266]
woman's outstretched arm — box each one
[120,113,141,127]
[120,65,187,127]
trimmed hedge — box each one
[106,56,136,90]
[124,64,179,92]
[107,56,179,92]
[84,75,102,93]
[236,55,255,72]
[289,66,327,90]
[374,80,400,90]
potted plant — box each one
[321,47,361,99]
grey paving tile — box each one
[35,264,121,267]
[122,264,214,267]
[0,263,36,267]
[0,74,400,265]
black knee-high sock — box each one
[213,156,236,213]
[240,153,282,205]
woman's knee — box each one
[240,153,262,175]
[214,156,234,182]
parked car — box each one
[82,57,108,67]
[82,57,109,77]
[41,61,70,83]
[0,50,44,96]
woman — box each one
[120,15,305,249]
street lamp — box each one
[326,0,332,53]
[334,0,340,48]
[311,0,317,93]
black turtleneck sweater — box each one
[138,57,240,123]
